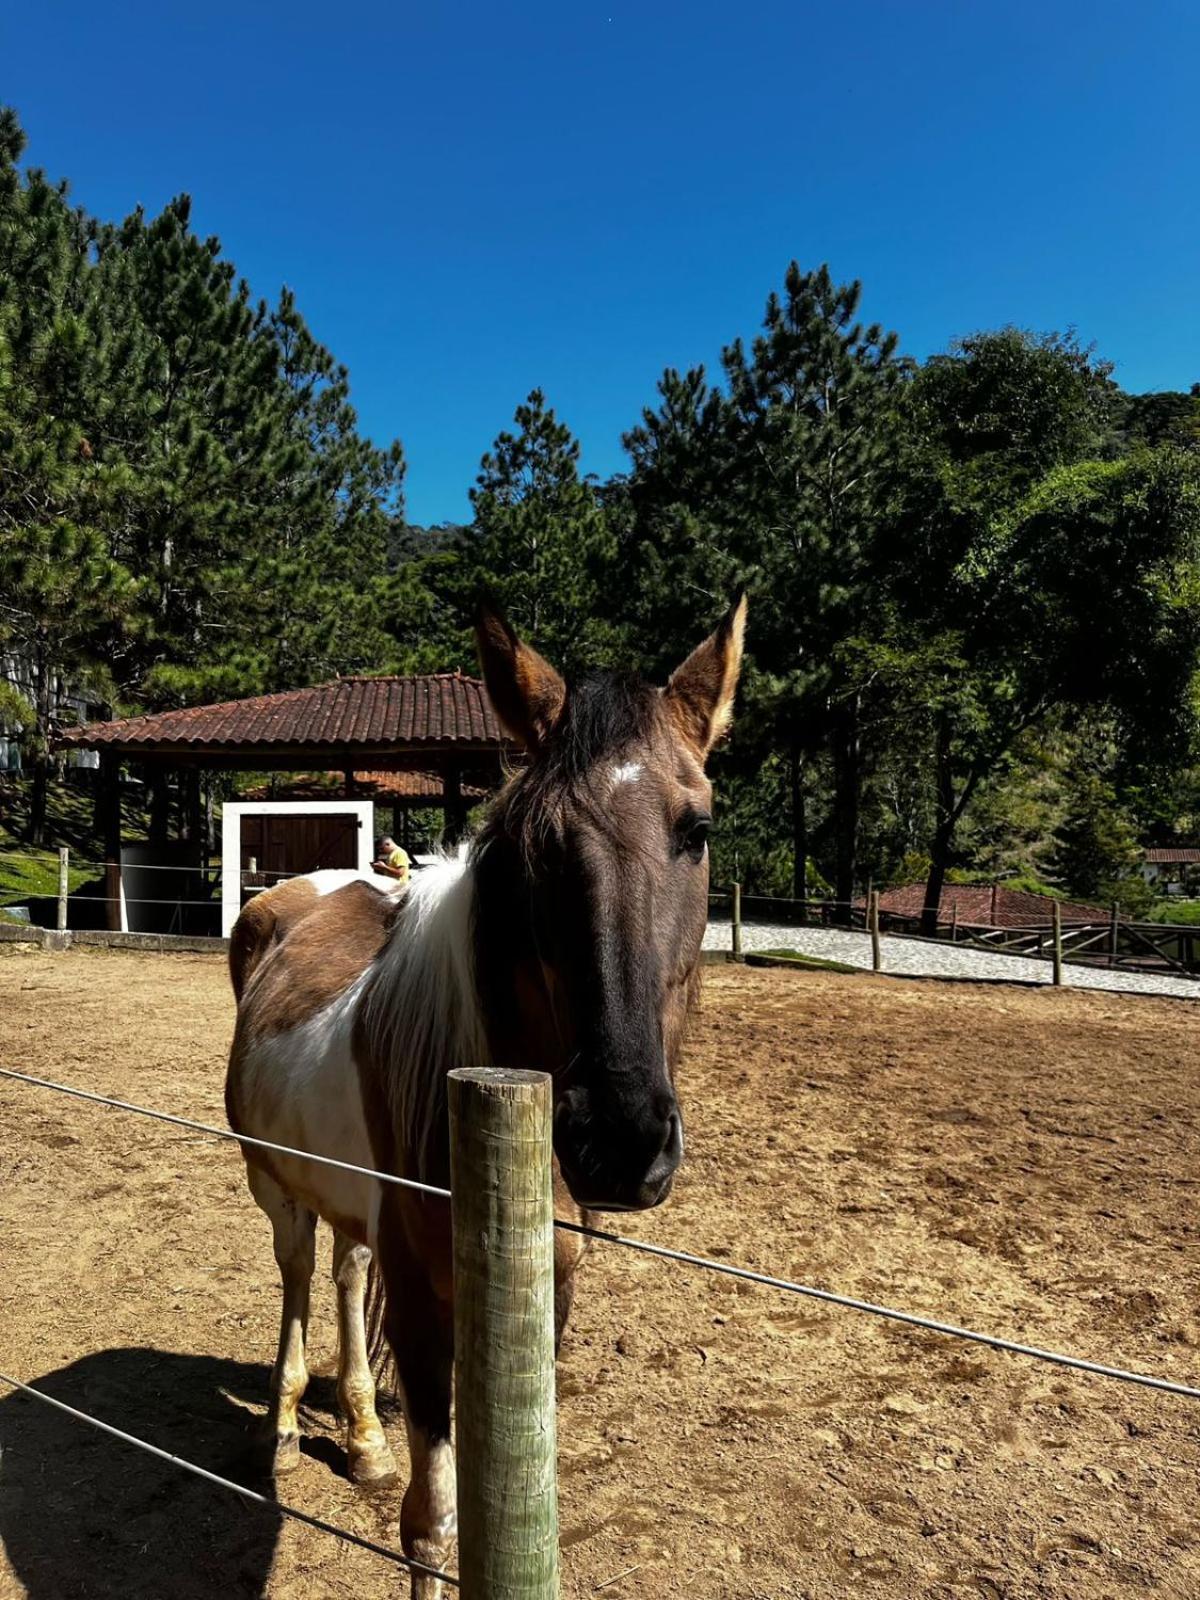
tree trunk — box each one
[921,718,957,937]
[148,765,171,846]
[922,825,953,938]
[203,774,214,861]
[181,768,202,847]
[28,647,53,848]
[28,750,49,847]
[90,703,113,841]
[831,695,860,926]
[789,739,807,908]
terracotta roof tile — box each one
[58,675,504,753]
[239,770,492,803]
[872,882,1106,927]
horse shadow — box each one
[0,1347,292,1599]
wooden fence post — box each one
[1109,901,1120,966]
[449,1068,558,1600]
[950,901,959,943]
[57,847,69,933]
[869,888,882,973]
[731,881,743,961]
[1052,900,1063,987]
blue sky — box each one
[5,0,1197,524]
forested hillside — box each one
[3,106,1199,913]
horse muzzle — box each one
[554,1091,684,1213]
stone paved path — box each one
[702,918,1200,1002]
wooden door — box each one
[241,812,361,882]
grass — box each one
[1150,899,1200,926]
[0,774,150,907]
[744,948,863,974]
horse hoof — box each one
[349,1442,398,1488]
[271,1431,303,1476]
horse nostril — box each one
[663,1111,684,1163]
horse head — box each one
[472,596,746,1212]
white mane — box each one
[359,849,490,1178]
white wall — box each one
[220,800,375,937]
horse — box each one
[224,596,745,1596]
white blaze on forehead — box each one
[610,760,644,786]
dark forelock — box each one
[478,671,663,862]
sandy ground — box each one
[1,949,1198,1600]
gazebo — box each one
[58,674,510,933]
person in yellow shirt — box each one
[373,834,411,884]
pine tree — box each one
[621,264,909,905]
[722,263,909,913]
[0,110,137,841]
[462,390,617,673]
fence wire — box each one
[0,1370,458,1587]
[2,1065,1198,1402]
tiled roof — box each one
[1143,847,1200,864]
[241,770,492,803]
[874,882,1107,928]
[58,675,504,753]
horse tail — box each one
[365,1253,396,1393]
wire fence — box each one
[0,849,221,875]
[0,1369,458,1588]
[711,883,1200,984]
[0,847,304,925]
[3,1056,1199,1589]
[3,1064,1197,1402]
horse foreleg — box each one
[332,1229,398,1487]
[249,1165,316,1476]
[379,1235,456,1600]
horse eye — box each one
[681,816,711,859]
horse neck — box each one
[363,851,489,1178]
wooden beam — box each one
[443,764,466,846]
[99,752,123,932]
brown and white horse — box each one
[224,597,745,1594]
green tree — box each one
[898,445,1200,931]
[1049,769,1152,915]
[0,104,409,846]
[621,264,909,906]
[0,109,138,840]
[461,390,617,673]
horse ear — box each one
[474,601,566,751]
[663,594,747,758]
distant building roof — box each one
[241,769,492,804]
[1143,847,1200,865]
[57,675,506,767]
[874,882,1106,928]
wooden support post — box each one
[950,901,959,943]
[732,881,743,961]
[1109,901,1120,966]
[56,846,68,932]
[99,752,123,933]
[449,1068,558,1600]
[1052,899,1063,987]
[869,888,882,972]
[443,765,466,847]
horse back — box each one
[228,872,398,1002]
[229,874,402,1028]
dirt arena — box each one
[1,949,1198,1599]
